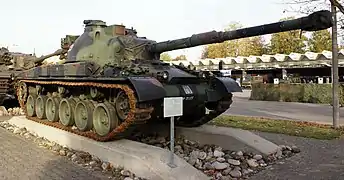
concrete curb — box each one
[140,123,281,156]
[176,125,281,156]
[7,116,209,180]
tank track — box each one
[16,79,154,142]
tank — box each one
[0,47,17,107]
[0,47,37,107]
[15,10,333,142]
[0,47,68,108]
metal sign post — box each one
[163,97,183,168]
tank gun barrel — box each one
[33,49,66,64]
[148,10,333,53]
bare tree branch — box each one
[329,0,344,14]
[282,0,344,41]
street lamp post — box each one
[331,4,340,128]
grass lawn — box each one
[209,115,344,140]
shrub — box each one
[250,83,344,106]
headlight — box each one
[162,71,168,79]
[157,71,169,81]
[199,71,207,78]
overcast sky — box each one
[0,0,310,59]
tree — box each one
[238,36,267,56]
[201,46,209,59]
[201,22,266,58]
[160,53,172,61]
[202,42,231,58]
[173,54,187,60]
[308,29,332,52]
[282,0,344,41]
[268,17,308,54]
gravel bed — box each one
[1,107,25,116]
[130,132,301,180]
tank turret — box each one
[64,10,332,65]
[15,10,333,142]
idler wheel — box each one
[93,102,119,137]
[26,94,36,117]
[59,98,76,126]
[115,91,130,121]
[45,97,61,122]
[74,100,94,131]
[35,95,48,119]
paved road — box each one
[250,131,344,180]
[226,92,344,125]
[228,91,344,179]
[0,127,109,180]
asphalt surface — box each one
[250,131,344,180]
[0,127,109,180]
[229,91,344,180]
[227,91,344,125]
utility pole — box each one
[331,4,340,128]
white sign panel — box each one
[164,97,183,118]
[220,70,232,76]
[318,77,323,84]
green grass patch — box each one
[209,115,344,140]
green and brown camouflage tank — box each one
[0,46,69,108]
[14,10,333,141]
[0,47,37,107]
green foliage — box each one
[173,54,187,60]
[250,83,344,105]
[160,53,172,61]
[236,36,267,56]
[224,21,243,31]
[267,17,307,54]
[268,30,307,54]
[210,115,344,140]
[308,29,332,52]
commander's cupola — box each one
[83,20,107,32]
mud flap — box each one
[206,77,242,102]
[205,107,211,114]
[127,77,166,102]
[214,77,242,93]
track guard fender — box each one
[214,77,243,93]
[127,77,166,102]
[206,77,242,102]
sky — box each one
[0,0,309,60]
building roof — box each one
[167,50,344,70]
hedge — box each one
[250,83,344,106]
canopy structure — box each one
[167,50,344,70]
